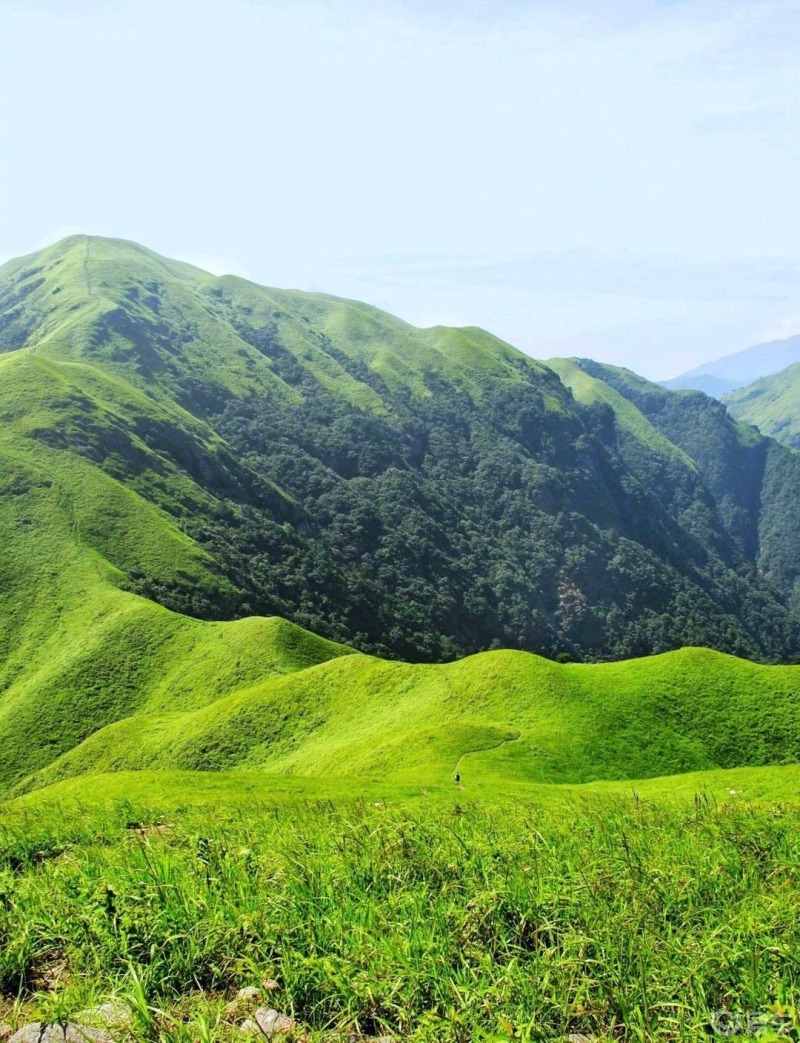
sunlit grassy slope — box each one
[0,415,349,792]
[0,235,551,407]
[726,360,800,450]
[10,633,800,799]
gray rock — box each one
[239,1008,296,1036]
[226,986,263,1019]
[341,1036,396,1043]
[9,1025,114,1043]
[237,987,261,1003]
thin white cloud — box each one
[332,249,800,305]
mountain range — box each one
[662,332,800,398]
[2,234,800,798]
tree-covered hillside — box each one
[562,358,800,617]
[2,235,800,663]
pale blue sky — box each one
[1,0,799,378]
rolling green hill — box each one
[10,642,800,800]
[725,360,800,450]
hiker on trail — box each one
[454,772,460,783]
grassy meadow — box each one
[0,784,798,1041]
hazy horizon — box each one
[2,0,799,380]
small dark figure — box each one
[454,772,461,783]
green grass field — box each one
[0,784,798,1041]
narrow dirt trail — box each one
[452,729,522,780]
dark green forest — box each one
[175,318,800,663]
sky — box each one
[1,0,799,379]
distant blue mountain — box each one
[661,374,740,398]
[661,333,800,399]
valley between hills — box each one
[0,236,798,1040]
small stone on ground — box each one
[237,987,261,1003]
[240,1007,297,1036]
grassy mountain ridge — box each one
[9,640,800,798]
[0,235,555,409]
[725,359,800,450]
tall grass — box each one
[0,795,797,1040]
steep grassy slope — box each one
[0,413,349,791]
[725,360,800,450]
[0,235,552,409]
